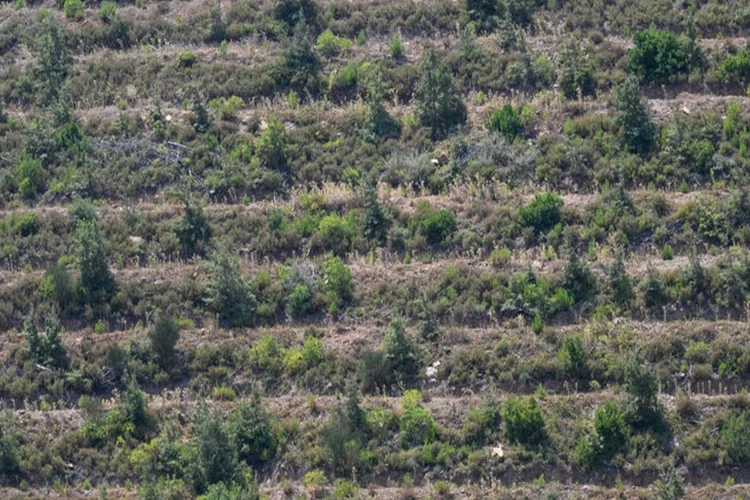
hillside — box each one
[2,0,750,498]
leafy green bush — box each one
[173,201,212,257]
[316,29,352,57]
[718,47,750,84]
[99,1,117,22]
[389,34,404,58]
[15,156,44,199]
[613,75,655,156]
[317,214,357,256]
[594,401,628,460]
[421,209,456,245]
[399,390,437,448]
[177,51,197,68]
[502,396,545,446]
[24,315,68,370]
[231,392,276,465]
[40,264,75,313]
[415,46,467,139]
[558,38,595,99]
[487,104,523,138]
[148,316,180,368]
[77,219,116,307]
[63,0,85,20]
[204,248,257,327]
[256,117,288,171]
[384,317,420,383]
[721,410,750,463]
[287,284,312,318]
[560,335,587,379]
[322,257,353,315]
[519,193,564,233]
[191,407,237,492]
[629,28,703,83]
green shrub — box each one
[421,209,456,245]
[519,193,564,233]
[177,51,197,68]
[613,75,655,156]
[629,28,703,83]
[77,219,116,306]
[287,284,312,318]
[15,156,44,199]
[99,1,117,22]
[24,314,68,370]
[487,104,523,138]
[249,334,282,373]
[211,385,237,401]
[594,401,628,460]
[208,96,245,120]
[502,396,545,446]
[399,390,437,448]
[173,200,212,258]
[384,318,420,383]
[721,410,750,463]
[256,117,288,171]
[561,335,587,379]
[39,264,75,313]
[317,214,357,256]
[322,257,353,315]
[718,47,750,84]
[0,416,19,475]
[316,29,352,58]
[661,244,673,260]
[416,46,467,140]
[558,38,595,99]
[389,34,404,58]
[148,316,180,368]
[624,356,661,429]
[192,407,237,491]
[204,248,257,327]
[359,350,394,393]
[63,0,85,20]
[230,391,276,465]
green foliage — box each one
[607,251,633,306]
[316,29,352,58]
[487,104,523,138]
[718,47,750,84]
[230,391,276,465]
[629,28,703,84]
[173,200,212,258]
[519,193,564,233]
[361,182,389,242]
[99,1,117,22]
[384,317,420,383]
[273,0,317,29]
[69,197,98,224]
[359,350,393,393]
[77,219,116,306]
[624,355,661,428]
[415,46,467,140]
[558,38,595,99]
[399,390,437,448]
[613,75,655,156]
[204,248,257,327]
[24,314,68,370]
[63,0,85,20]
[0,415,19,475]
[192,101,212,133]
[641,267,667,310]
[15,155,44,199]
[652,460,685,500]
[287,284,312,318]
[208,96,244,121]
[256,117,288,171]
[207,4,226,44]
[594,401,628,460]
[720,410,750,463]
[324,381,368,475]
[191,407,237,492]
[389,34,404,58]
[40,264,75,313]
[317,213,357,256]
[322,257,353,315]
[561,335,587,379]
[148,316,180,368]
[282,18,320,93]
[502,396,546,446]
[421,209,456,245]
[177,51,198,68]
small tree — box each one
[192,407,237,492]
[720,410,750,463]
[594,401,628,460]
[173,200,212,258]
[607,251,633,306]
[77,219,116,306]
[231,390,277,466]
[652,459,685,500]
[322,257,353,315]
[624,355,661,429]
[519,193,564,233]
[487,104,523,138]
[361,182,389,243]
[502,396,546,446]
[24,314,68,370]
[561,247,597,304]
[613,75,655,157]
[384,317,420,383]
[204,248,257,327]
[148,316,180,368]
[362,64,401,143]
[561,334,587,379]
[36,16,71,105]
[415,46,467,140]
[558,38,595,99]
[256,117,288,171]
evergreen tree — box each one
[193,407,236,491]
[283,17,319,93]
[231,390,276,466]
[558,38,595,99]
[148,316,180,368]
[384,317,420,383]
[76,219,116,306]
[361,181,389,243]
[204,248,257,327]
[607,250,633,306]
[415,46,467,140]
[362,65,401,143]
[36,16,71,105]
[613,75,655,157]
[173,199,212,257]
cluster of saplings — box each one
[4,6,750,207]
